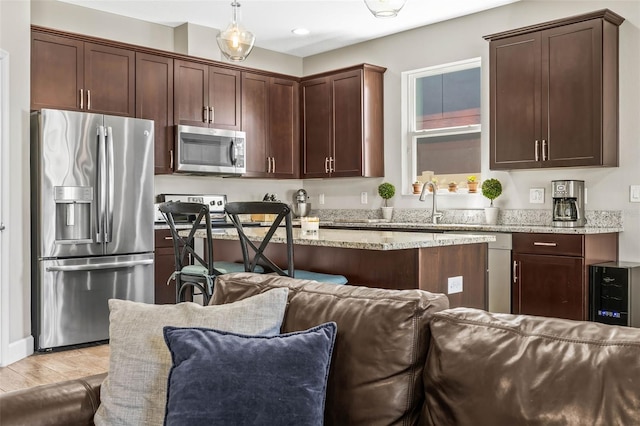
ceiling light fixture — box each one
[216,1,255,62]
[363,0,407,18]
[292,28,310,36]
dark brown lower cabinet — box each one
[154,229,177,304]
[512,233,618,321]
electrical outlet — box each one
[319,193,325,205]
[529,188,544,204]
[361,192,368,204]
[447,276,463,294]
[631,186,640,203]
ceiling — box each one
[58,0,521,57]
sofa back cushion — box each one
[423,308,640,425]
[212,272,449,426]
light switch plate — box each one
[630,186,640,203]
[447,276,463,294]
[361,192,368,204]
[319,193,325,205]
[529,188,545,204]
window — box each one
[402,58,481,192]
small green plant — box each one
[378,182,396,207]
[481,178,503,206]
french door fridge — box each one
[31,109,155,350]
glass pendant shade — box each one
[216,1,255,62]
[363,0,407,18]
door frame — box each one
[0,48,9,366]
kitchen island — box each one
[187,227,495,309]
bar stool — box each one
[225,201,347,284]
[159,201,251,304]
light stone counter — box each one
[188,227,495,251]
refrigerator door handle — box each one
[96,125,107,243]
[46,258,154,272]
[105,126,115,243]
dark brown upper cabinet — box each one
[174,59,241,130]
[135,53,174,175]
[301,64,386,178]
[242,72,299,178]
[31,29,135,116]
[484,9,624,170]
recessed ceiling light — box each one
[291,28,310,36]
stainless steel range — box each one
[156,194,227,225]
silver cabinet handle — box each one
[170,149,174,170]
[203,106,208,123]
[272,157,276,173]
[209,107,214,123]
[164,236,173,240]
[46,259,153,272]
[533,242,557,247]
[513,260,518,283]
[325,157,329,173]
[267,157,272,173]
[329,157,335,173]
[0,223,5,231]
[534,140,539,161]
[87,89,91,110]
[542,139,547,161]
[79,89,84,109]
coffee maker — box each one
[552,180,586,227]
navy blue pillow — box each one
[163,322,337,426]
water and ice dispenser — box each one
[54,186,93,242]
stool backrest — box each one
[224,201,294,277]
[158,201,215,275]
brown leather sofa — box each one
[2,272,640,425]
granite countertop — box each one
[321,221,622,235]
[185,227,495,251]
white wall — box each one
[302,0,640,262]
[0,0,32,366]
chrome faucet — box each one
[419,181,444,224]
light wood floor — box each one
[0,343,109,394]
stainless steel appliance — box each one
[552,180,586,227]
[175,125,246,175]
[292,189,311,217]
[31,109,155,351]
[156,194,227,224]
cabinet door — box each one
[31,31,84,111]
[155,230,177,304]
[84,42,135,116]
[512,253,586,320]
[489,33,542,169]
[209,66,241,130]
[136,53,174,175]
[331,69,363,177]
[174,59,209,127]
[269,78,299,178]
[542,19,603,167]
[241,72,269,176]
[302,77,332,178]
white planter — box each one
[381,206,393,220]
[484,207,499,225]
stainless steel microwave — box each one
[175,125,246,175]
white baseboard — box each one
[1,335,34,367]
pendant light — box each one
[216,1,255,62]
[363,0,408,18]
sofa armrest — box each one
[0,373,107,426]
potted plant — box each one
[428,177,438,192]
[481,178,503,225]
[412,181,424,194]
[378,182,396,220]
[467,175,479,193]
[448,181,458,193]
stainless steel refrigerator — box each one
[31,109,155,351]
